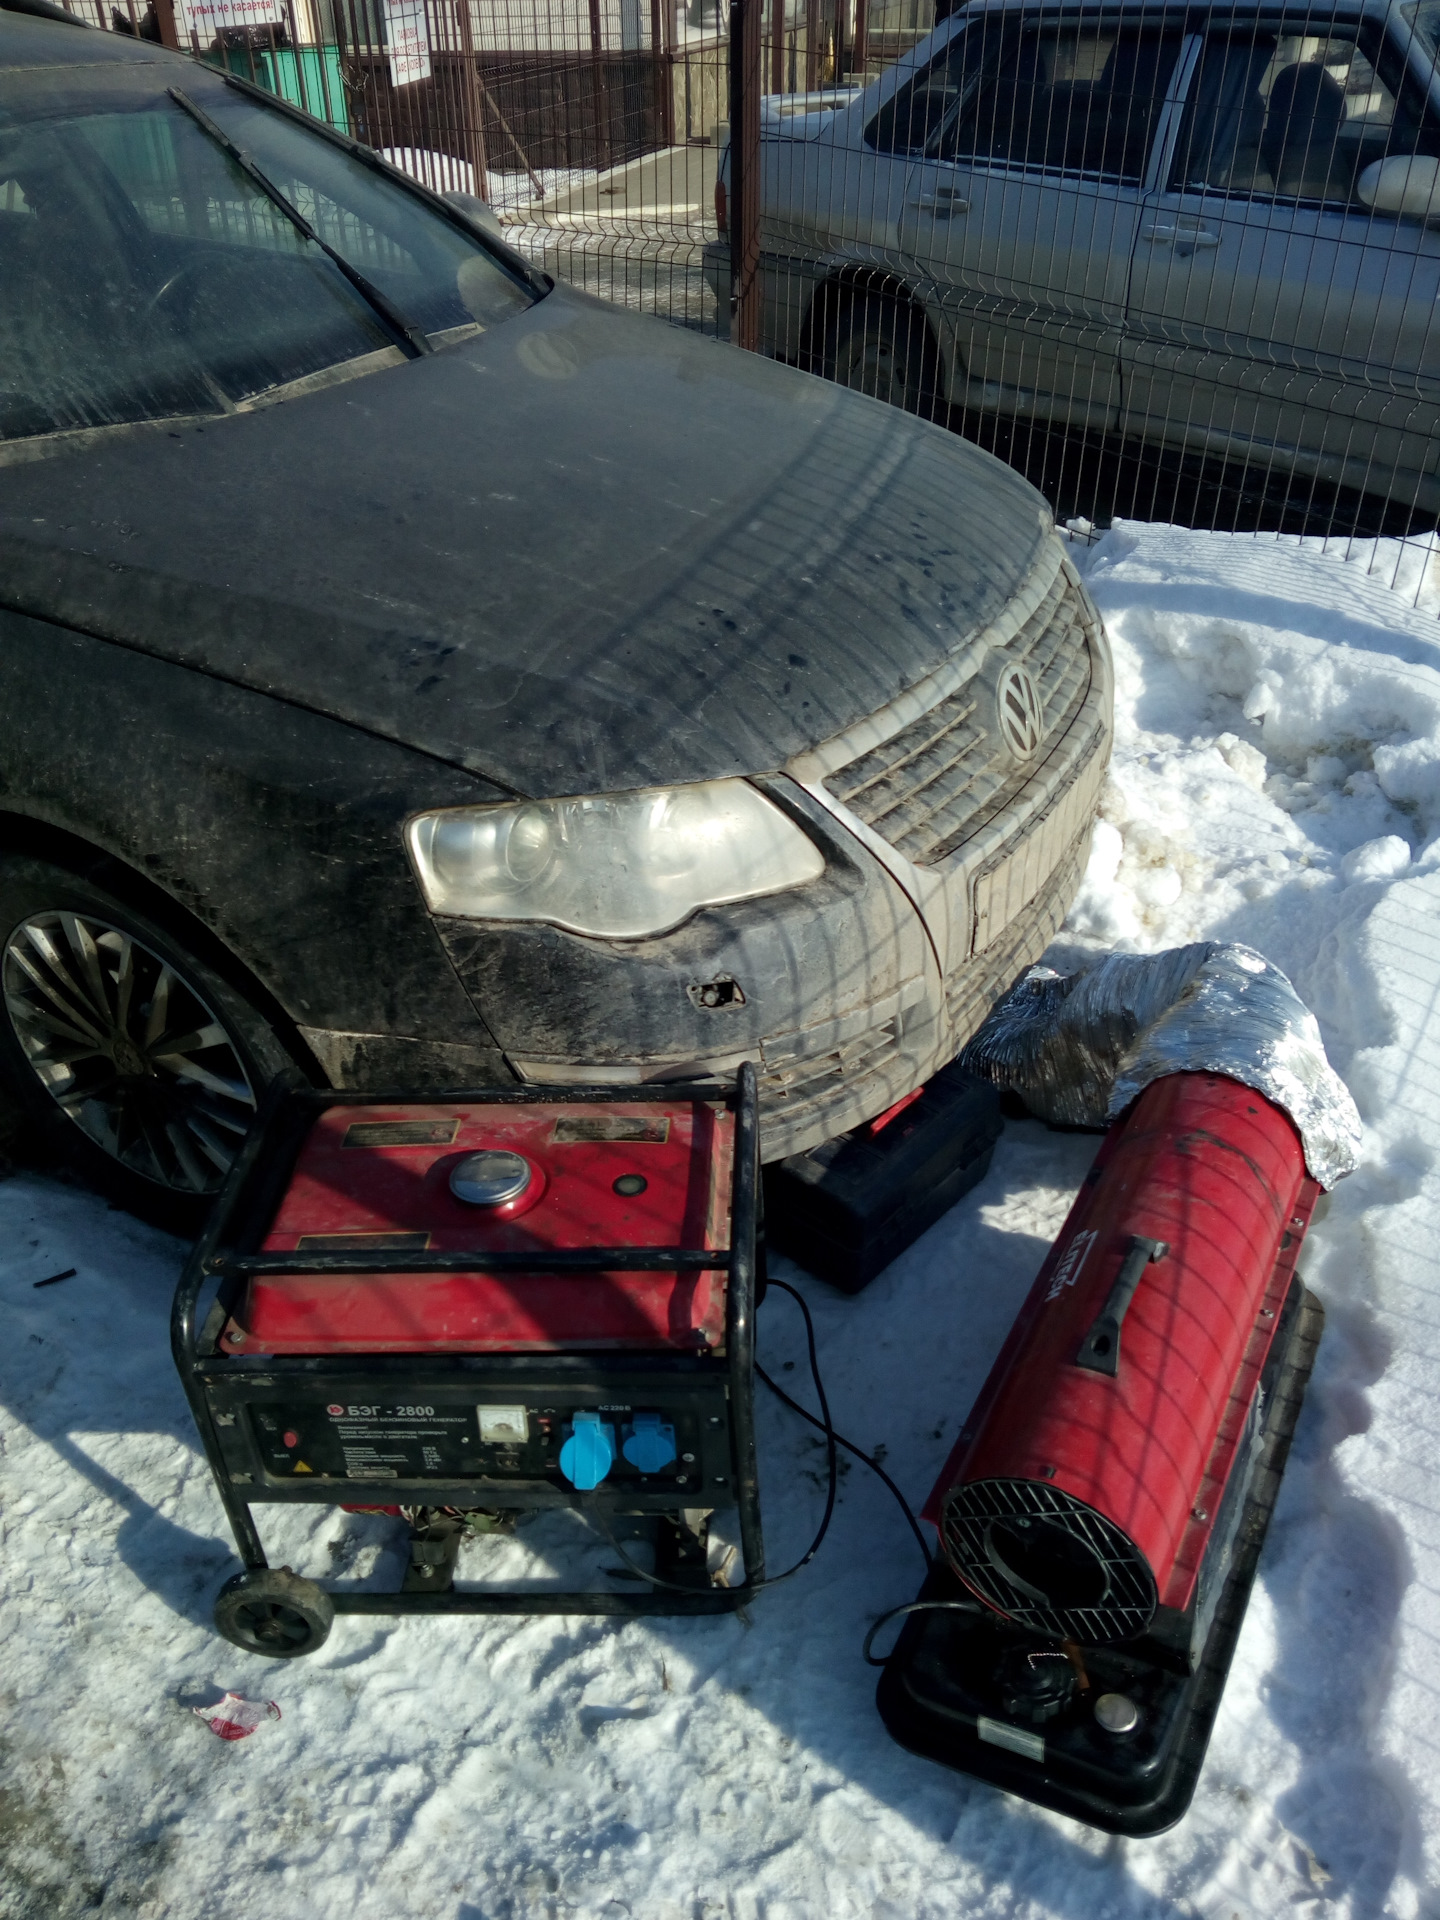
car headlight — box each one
[406,779,825,939]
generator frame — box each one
[172,1065,765,1619]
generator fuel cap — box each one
[450,1149,533,1206]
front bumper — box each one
[434,541,1112,1161]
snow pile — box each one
[1066,522,1440,956]
[4,522,1440,1918]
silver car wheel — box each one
[1,910,257,1194]
[828,297,939,418]
[834,319,908,403]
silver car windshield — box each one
[0,63,536,448]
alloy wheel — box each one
[2,910,257,1193]
[836,321,911,405]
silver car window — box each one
[864,21,989,154]
[1400,0,1440,63]
[932,21,1184,177]
[1168,21,1439,201]
[866,16,1183,177]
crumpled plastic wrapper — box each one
[193,1692,282,1742]
[961,942,1362,1189]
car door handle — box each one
[909,194,970,216]
[1143,223,1220,247]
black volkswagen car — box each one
[0,2,1112,1223]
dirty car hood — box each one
[0,286,1051,798]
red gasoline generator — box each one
[173,1068,764,1655]
[875,1071,1326,1835]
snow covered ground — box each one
[5,522,1440,1919]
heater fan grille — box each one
[941,1477,1158,1644]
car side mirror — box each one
[443,189,506,241]
[1356,154,1440,222]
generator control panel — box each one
[198,1369,737,1508]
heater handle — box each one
[1075,1235,1169,1377]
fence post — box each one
[152,0,181,49]
[454,0,491,201]
[650,0,675,148]
[728,0,761,350]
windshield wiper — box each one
[168,87,433,359]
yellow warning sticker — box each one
[293,1461,314,1474]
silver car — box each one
[711,0,1440,516]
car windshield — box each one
[0,61,537,450]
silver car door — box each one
[1122,18,1440,514]
[759,27,967,360]
[897,11,1186,428]
[787,19,972,256]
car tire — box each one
[823,291,944,421]
[0,853,301,1232]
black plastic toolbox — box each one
[763,1063,1003,1293]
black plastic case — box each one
[764,1064,1004,1293]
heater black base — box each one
[875,1283,1324,1835]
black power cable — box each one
[861,1599,986,1667]
[587,1274,838,1596]
[588,1276,942,1601]
[755,1282,933,1576]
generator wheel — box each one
[213,1568,335,1659]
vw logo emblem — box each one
[993,662,1045,762]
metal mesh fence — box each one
[67,0,1440,587]
[749,2,1440,571]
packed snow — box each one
[5,521,1440,1919]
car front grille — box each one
[820,566,1092,868]
[756,1014,901,1143]
[946,821,1091,1044]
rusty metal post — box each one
[852,0,867,77]
[769,0,783,97]
[589,0,614,170]
[728,0,760,350]
[152,0,181,49]
[650,0,673,149]
[454,0,492,201]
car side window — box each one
[865,26,991,155]
[934,24,1183,178]
[1168,26,1439,202]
